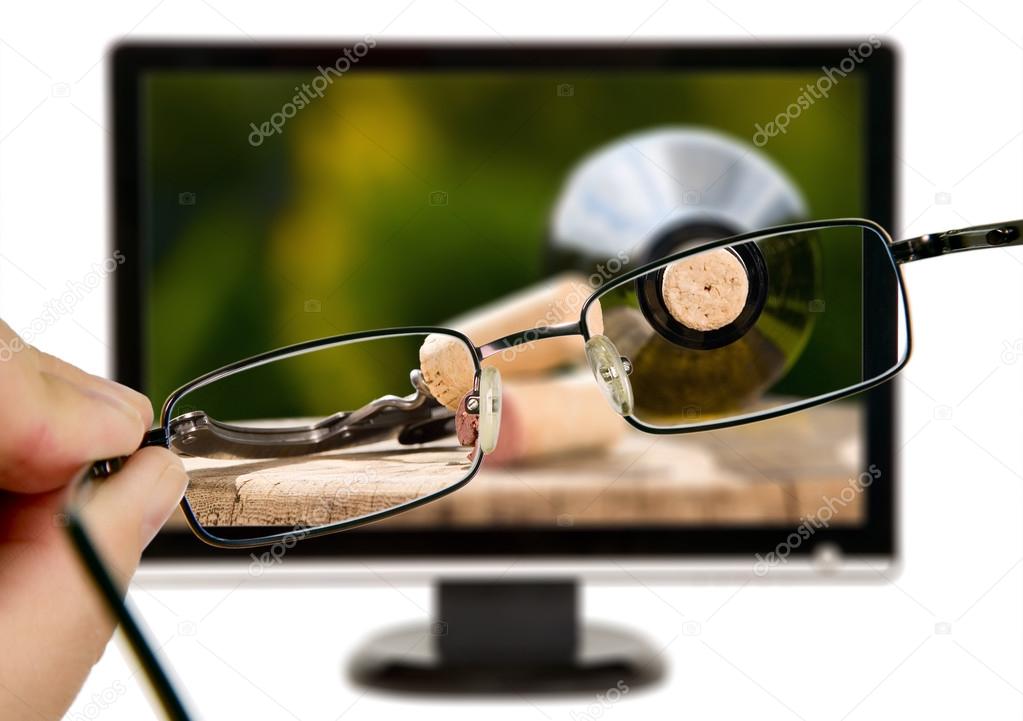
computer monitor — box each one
[114,42,896,691]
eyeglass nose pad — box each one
[478,366,502,454]
[585,335,634,416]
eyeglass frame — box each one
[64,215,1023,721]
[82,216,1023,551]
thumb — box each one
[0,449,188,720]
[77,447,188,583]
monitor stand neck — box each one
[348,578,665,694]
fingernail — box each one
[95,376,153,421]
[141,461,188,547]
[84,385,143,428]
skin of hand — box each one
[0,320,187,720]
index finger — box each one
[0,323,147,493]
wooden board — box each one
[377,400,864,527]
[182,444,472,527]
[170,401,865,530]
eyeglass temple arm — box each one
[890,220,1023,264]
[90,428,170,478]
[90,371,448,471]
[66,511,196,721]
[477,321,581,359]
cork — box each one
[486,373,625,466]
[660,249,749,332]
[419,273,603,411]
[419,334,476,411]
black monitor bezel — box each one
[112,41,897,562]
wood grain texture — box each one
[378,401,864,527]
[183,443,472,527]
[173,402,864,530]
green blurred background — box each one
[143,70,866,409]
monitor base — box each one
[347,580,665,695]
[348,622,664,695]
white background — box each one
[1,1,1022,719]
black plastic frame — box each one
[113,40,899,561]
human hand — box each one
[0,320,187,720]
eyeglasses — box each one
[66,216,1021,720]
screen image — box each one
[136,63,879,535]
